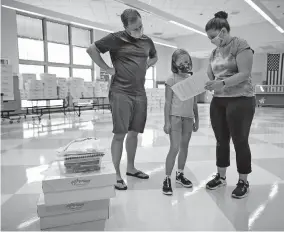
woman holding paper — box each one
[162,49,199,196]
[204,11,255,199]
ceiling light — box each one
[244,0,284,33]
[2,5,44,17]
[70,22,114,33]
[153,41,177,49]
[169,21,207,36]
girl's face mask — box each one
[177,62,192,74]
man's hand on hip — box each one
[106,67,115,76]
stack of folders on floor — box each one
[37,161,116,231]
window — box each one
[19,64,44,79]
[17,14,43,40]
[72,27,90,47]
[16,14,94,86]
[73,68,92,82]
[157,82,166,89]
[73,46,92,65]
[48,66,70,78]
[145,67,155,89]
[18,38,44,61]
[47,22,69,44]
[48,43,70,64]
[145,80,154,89]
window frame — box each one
[17,12,94,81]
[145,66,156,88]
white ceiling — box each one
[9,0,284,57]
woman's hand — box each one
[193,119,199,132]
[163,122,171,134]
[205,80,224,91]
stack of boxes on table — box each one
[19,73,38,100]
[94,81,109,97]
[40,74,58,99]
[25,79,44,100]
[37,138,116,231]
[83,82,94,98]
[146,89,165,111]
[69,77,85,100]
[57,78,68,99]
[1,63,14,101]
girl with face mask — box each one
[162,49,199,196]
[204,11,255,199]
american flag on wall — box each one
[266,53,284,92]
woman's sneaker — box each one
[206,173,227,190]
[162,177,173,195]
[232,180,249,199]
[176,172,193,188]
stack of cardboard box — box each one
[40,74,58,99]
[25,80,44,100]
[37,161,116,231]
[1,64,14,101]
[57,78,68,99]
[94,81,108,98]
[83,82,94,98]
[69,77,84,100]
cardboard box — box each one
[39,207,109,230]
[42,161,116,193]
[37,194,109,217]
[43,185,115,206]
[40,73,56,79]
[42,219,106,231]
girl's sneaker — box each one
[232,180,249,199]
[162,177,173,195]
[176,172,193,188]
[206,173,227,190]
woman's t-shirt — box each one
[209,37,254,97]
[165,74,194,118]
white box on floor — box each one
[39,207,109,230]
[42,161,116,193]
[42,219,106,231]
[37,194,110,217]
[44,184,115,206]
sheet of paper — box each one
[171,72,208,101]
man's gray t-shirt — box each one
[95,31,157,96]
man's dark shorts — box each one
[109,91,147,134]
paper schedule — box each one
[171,72,208,101]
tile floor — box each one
[1,105,284,231]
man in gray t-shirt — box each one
[87,9,158,190]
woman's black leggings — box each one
[210,96,256,174]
